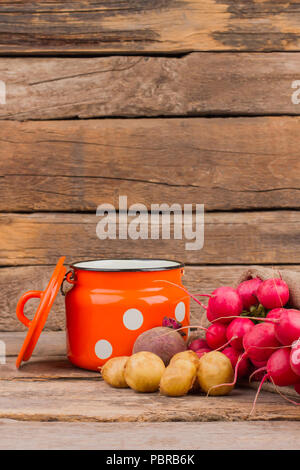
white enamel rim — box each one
[71,259,184,272]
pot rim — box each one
[70,258,184,273]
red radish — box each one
[274,309,300,346]
[250,348,300,414]
[266,308,285,321]
[208,312,300,398]
[195,347,211,358]
[226,317,254,351]
[237,278,262,310]
[294,383,300,395]
[265,348,300,387]
[290,340,300,376]
[206,323,227,350]
[262,348,299,388]
[243,322,281,363]
[250,357,267,368]
[206,287,243,324]
[160,281,242,325]
[256,278,289,309]
[188,338,208,352]
[205,321,281,395]
[222,347,250,378]
[250,366,268,382]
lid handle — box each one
[60,270,76,296]
[16,290,43,328]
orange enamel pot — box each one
[64,259,190,371]
[16,258,190,371]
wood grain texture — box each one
[1,356,99,380]
[2,351,298,399]
[1,332,297,398]
[0,378,297,423]
[1,211,300,266]
[1,332,298,444]
[1,419,300,450]
[2,265,300,332]
[1,331,66,356]
[1,117,300,212]
[247,381,299,400]
[0,54,299,120]
[1,1,300,53]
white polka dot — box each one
[123,308,144,330]
[175,302,186,322]
[95,340,113,359]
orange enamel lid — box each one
[16,257,66,368]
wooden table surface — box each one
[1,0,300,451]
[0,331,299,450]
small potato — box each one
[160,359,197,397]
[170,350,199,368]
[197,351,234,396]
[124,351,165,392]
[101,356,129,388]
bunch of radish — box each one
[187,277,300,409]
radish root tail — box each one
[153,280,208,310]
[249,366,267,383]
[213,315,278,324]
[269,377,300,406]
[214,336,238,352]
[249,373,269,417]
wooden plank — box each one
[2,265,298,332]
[0,333,298,427]
[0,331,66,356]
[0,265,67,332]
[247,381,299,400]
[1,350,297,400]
[1,117,300,212]
[1,211,300,266]
[1,331,297,398]
[1,1,300,53]
[1,332,297,403]
[0,54,300,120]
[0,356,99,380]
[0,379,297,422]
[0,419,299,450]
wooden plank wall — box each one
[1,1,300,330]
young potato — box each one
[160,359,197,397]
[124,351,165,392]
[197,351,234,396]
[169,350,199,368]
[101,356,129,388]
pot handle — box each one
[61,270,76,296]
[16,290,44,328]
